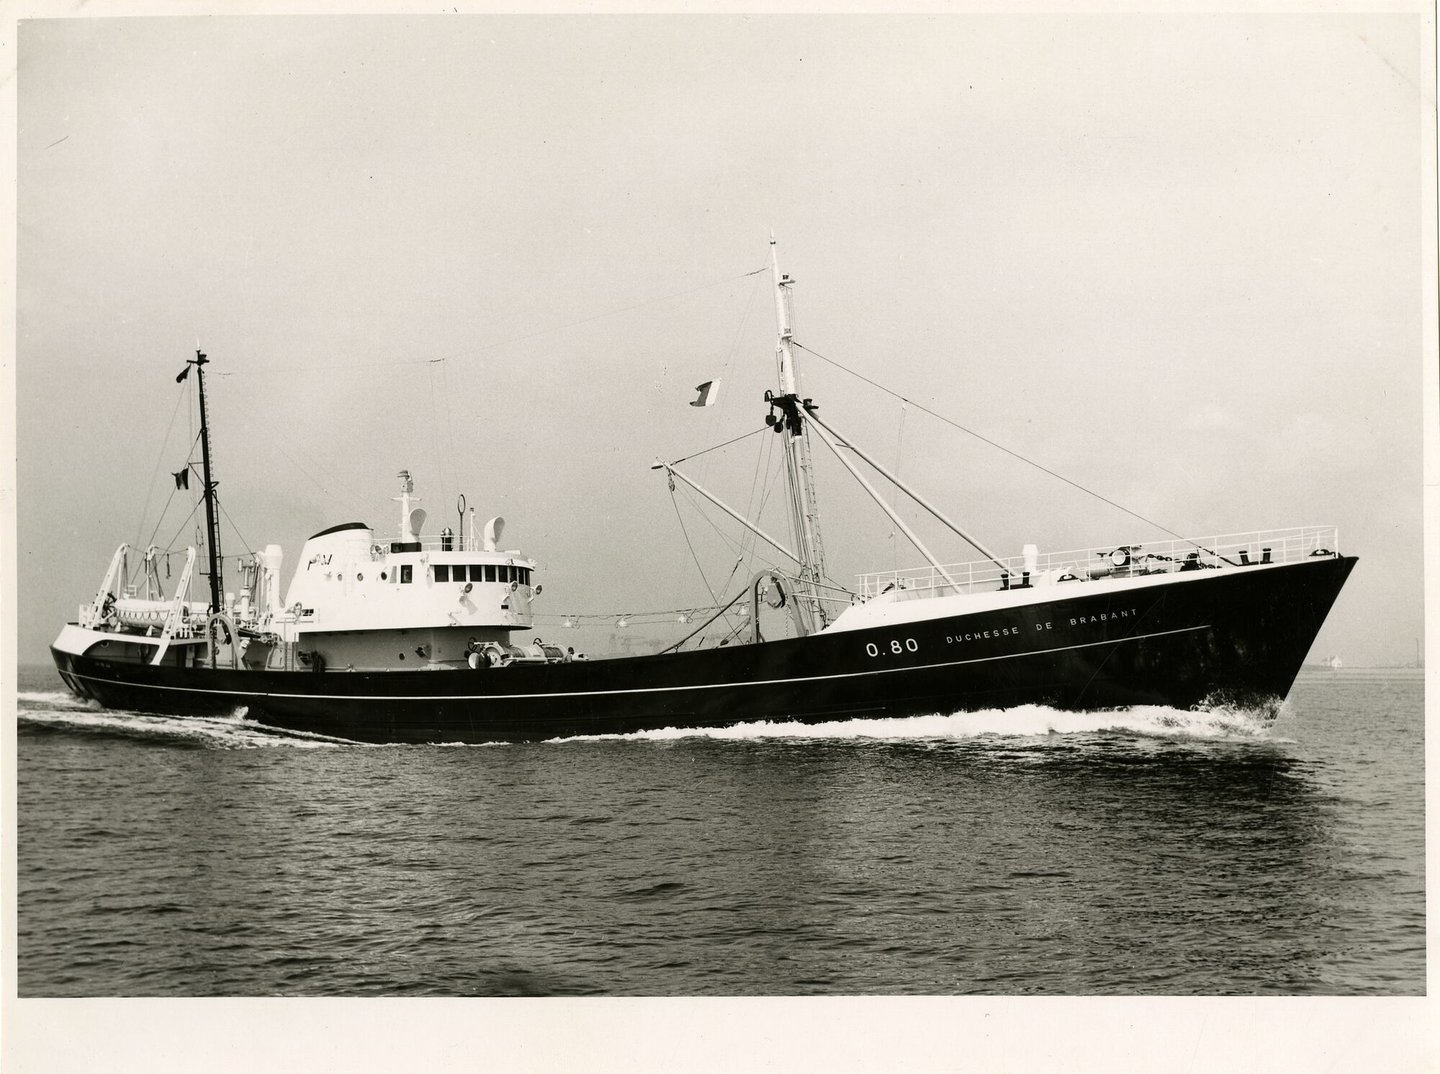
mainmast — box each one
[181,349,224,614]
[768,236,829,630]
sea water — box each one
[14,664,1424,996]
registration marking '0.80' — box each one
[865,638,919,657]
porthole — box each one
[398,652,405,660]
[380,571,388,581]
[357,572,364,581]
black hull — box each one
[53,557,1356,744]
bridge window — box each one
[400,565,412,584]
[434,565,450,582]
[484,565,496,583]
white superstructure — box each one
[55,471,560,673]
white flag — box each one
[690,380,720,408]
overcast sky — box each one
[12,11,1430,666]
[3,9,1436,1072]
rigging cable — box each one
[143,487,181,553]
[696,266,767,489]
[668,479,722,610]
[892,400,906,571]
[265,435,373,521]
[656,586,755,652]
[214,266,772,376]
[794,340,1192,542]
[667,482,767,639]
[134,381,190,551]
[731,430,790,592]
[664,426,767,468]
[427,359,453,515]
[160,502,204,560]
[674,481,763,567]
[730,422,774,590]
[442,357,460,509]
[143,429,202,551]
[535,606,723,624]
[215,497,255,563]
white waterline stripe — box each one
[68,624,1211,702]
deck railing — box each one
[856,526,1341,601]
[375,536,525,557]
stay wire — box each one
[216,498,255,562]
[143,487,180,552]
[143,430,202,551]
[664,426,767,468]
[534,605,722,623]
[427,361,452,511]
[793,340,1190,542]
[698,267,768,491]
[161,502,203,558]
[731,430,771,586]
[669,482,721,609]
[442,358,460,506]
[676,482,753,565]
[214,266,772,376]
[266,436,372,521]
[134,382,190,550]
[893,401,906,571]
[727,430,782,593]
[670,482,761,636]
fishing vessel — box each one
[51,241,1356,743]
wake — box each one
[547,703,1285,744]
[16,692,362,749]
[18,692,1287,750]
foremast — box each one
[768,236,830,631]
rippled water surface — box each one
[16,665,1424,996]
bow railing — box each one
[857,526,1341,601]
